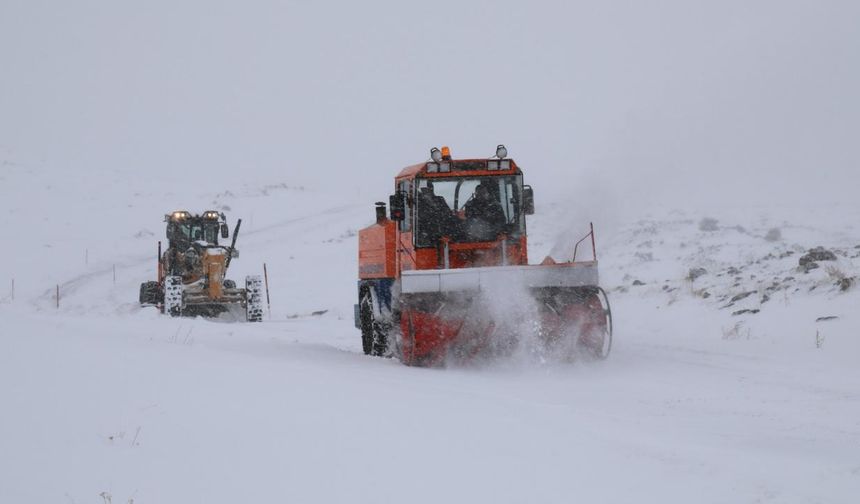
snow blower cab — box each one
[356,145,612,366]
[139,210,263,321]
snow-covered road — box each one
[2,166,859,503]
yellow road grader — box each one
[139,210,263,321]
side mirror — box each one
[389,192,406,222]
[522,185,535,215]
[221,223,229,239]
[230,248,240,258]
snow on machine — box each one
[355,145,612,366]
[139,210,263,321]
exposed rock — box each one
[732,309,760,316]
[836,277,854,292]
[632,280,645,286]
[799,247,837,265]
[800,262,820,273]
[761,294,770,304]
[634,252,654,262]
[698,217,719,232]
[816,316,839,322]
[727,266,741,275]
[701,291,711,299]
[688,267,708,281]
[730,291,755,302]
[764,228,782,242]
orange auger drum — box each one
[355,145,612,366]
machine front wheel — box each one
[139,281,161,305]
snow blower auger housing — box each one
[355,145,612,366]
[139,210,263,321]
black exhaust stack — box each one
[375,202,387,224]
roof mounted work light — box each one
[496,144,507,159]
[430,147,443,163]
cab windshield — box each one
[172,221,219,245]
[414,175,524,247]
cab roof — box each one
[395,158,520,181]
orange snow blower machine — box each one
[355,145,612,366]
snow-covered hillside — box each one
[2,157,858,503]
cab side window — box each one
[399,181,412,232]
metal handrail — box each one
[572,222,597,262]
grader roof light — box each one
[495,144,507,159]
[430,147,443,163]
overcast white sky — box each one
[1,0,858,212]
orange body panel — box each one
[404,235,529,271]
[358,220,397,279]
[203,252,225,299]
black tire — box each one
[139,281,161,305]
[359,286,389,356]
[224,279,236,289]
